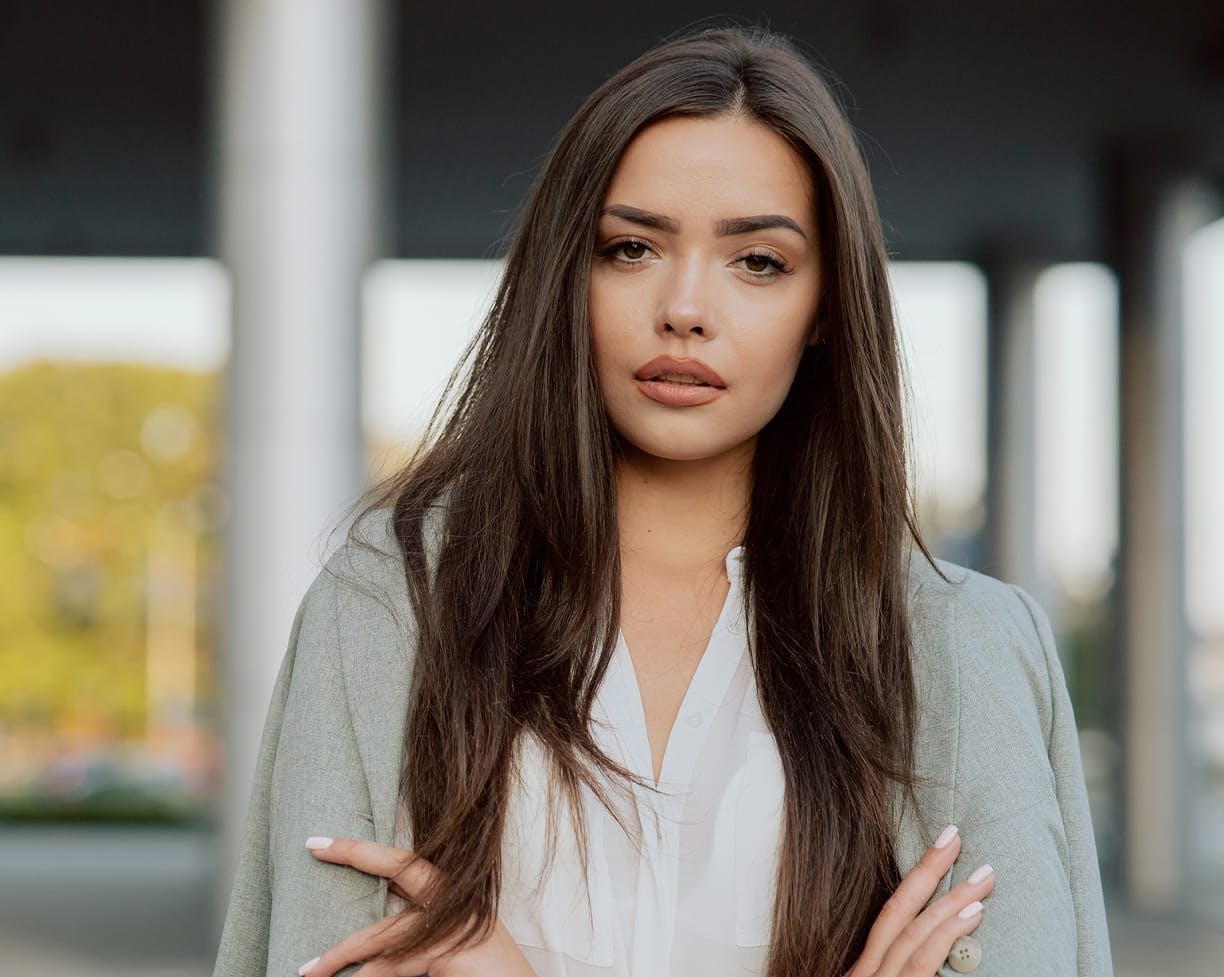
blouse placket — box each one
[593,546,747,976]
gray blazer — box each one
[212,502,1114,977]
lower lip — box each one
[633,377,726,406]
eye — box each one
[739,250,791,280]
[595,238,653,263]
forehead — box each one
[601,114,816,227]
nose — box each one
[657,253,712,338]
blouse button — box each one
[945,934,982,972]
[685,713,703,727]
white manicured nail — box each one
[958,900,984,919]
[298,956,319,975]
[305,836,333,850]
[934,824,959,848]
[968,863,993,884]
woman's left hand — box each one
[296,835,537,977]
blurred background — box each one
[0,1,1221,974]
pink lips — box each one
[633,355,725,387]
[632,354,727,407]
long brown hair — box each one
[331,21,945,977]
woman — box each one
[212,23,1113,977]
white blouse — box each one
[495,544,786,977]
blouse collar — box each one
[723,544,747,635]
[724,544,745,584]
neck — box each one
[614,436,753,574]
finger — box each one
[897,898,984,977]
[875,864,995,977]
[855,824,960,974]
[307,836,442,904]
[298,912,429,977]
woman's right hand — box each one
[845,824,994,977]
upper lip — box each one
[633,355,726,388]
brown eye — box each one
[595,239,655,265]
[738,249,789,280]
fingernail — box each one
[298,956,319,975]
[305,836,333,850]
[968,863,993,884]
[934,824,959,849]
[958,900,984,919]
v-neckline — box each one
[612,545,746,792]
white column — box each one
[1107,144,1220,912]
[211,0,390,930]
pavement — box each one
[0,824,217,976]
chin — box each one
[613,425,754,464]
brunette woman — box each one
[213,23,1113,977]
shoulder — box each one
[905,549,1055,729]
[905,547,1047,647]
[298,492,454,692]
[903,549,1062,818]
[311,494,451,634]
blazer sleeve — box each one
[212,567,388,977]
[939,581,1115,977]
[210,591,306,977]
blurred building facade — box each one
[0,1,1222,973]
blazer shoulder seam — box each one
[297,563,372,797]
[1004,582,1058,755]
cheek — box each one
[588,284,640,375]
[587,280,614,361]
[588,315,619,389]
[718,335,809,436]
[734,329,808,398]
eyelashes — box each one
[594,237,793,281]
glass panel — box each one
[889,261,988,566]
[362,259,503,480]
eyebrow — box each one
[599,203,809,242]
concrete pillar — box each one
[210,0,391,930]
[980,250,1045,601]
[1104,138,1220,913]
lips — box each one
[632,355,726,388]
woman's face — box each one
[590,112,824,465]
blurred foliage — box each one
[1062,591,1113,731]
[0,359,223,803]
